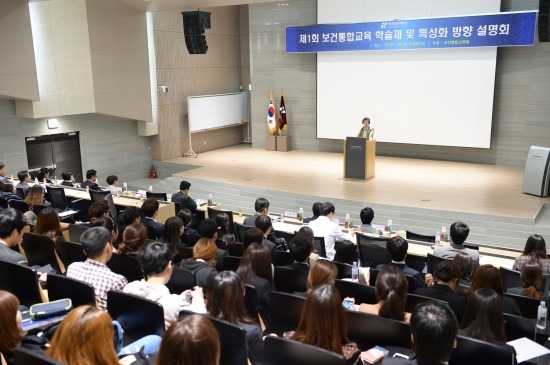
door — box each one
[25,132,83,182]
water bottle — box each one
[440,227,447,242]
[345,214,350,229]
[436,230,440,245]
[537,301,547,330]
[387,219,393,233]
[351,261,359,282]
[298,207,303,221]
[34,177,39,184]
[148,185,153,192]
[122,182,127,193]
[208,193,213,206]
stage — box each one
[136,144,550,249]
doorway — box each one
[25,132,83,182]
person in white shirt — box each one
[106,175,122,193]
[124,241,206,329]
[306,202,354,260]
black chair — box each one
[13,347,64,365]
[16,187,27,199]
[179,246,194,260]
[68,224,90,243]
[46,185,73,210]
[356,235,391,268]
[272,250,294,267]
[47,273,96,308]
[273,229,296,245]
[0,196,8,209]
[504,292,540,319]
[268,291,306,335]
[426,253,451,274]
[313,236,327,258]
[503,313,537,342]
[146,191,168,201]
[89,189,111,203]
[104,193,119,220]
[208,208,235,234]
[223,255,242,271]
[448,334,517,365]
[106,253,144,283]
[406,230,436,243]
[264,336,346,365]
[21,233,64,274]
[107,291,164,345]
[228,242,244,257]
[405,254,427,274]
[405,293,446,313]
[234,222,253,243]
[0,260,42,307]
[334,279,376,305]
[166,267,196,294]
[274,266,309,294]
[8,200,29,214]
[244,284,260,321]
[55,240,86,268]
[332,261,353,279]
[345,310,412,350]
[179,310,248,365]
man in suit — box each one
[80,169,100,191]
[303,201,322,224]
[15,170,31,196]
[377,236,423,290]
[285,237,312,271]
[244,197,286,248]
[433,221,479,263]
[141,198,164,239]
[383,301,458,365]
[171,180,197,213]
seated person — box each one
[306,260,337,297]
[0,208,27,265]
[141,198,164,239]
[433,221,479,263]
[66,226,128,310]
[255,214,285,252]
[15,170,31,197]
[0,162,8,183]
[177,208,199,247]
[286,236,313,271]
[85,200,110,227]
[377,236,423,290]
[124,241,206,328]
[37,167,53,184]
[453,251,475,289]
[307,202,354,260]
[155,315,220,365]
[214,212,235,250]
[105,175,122,193]
[60,170,75,187]
[354,266,411,323]
[171,180,197,212]
[179,227,219,289]
[24,185,50,211]
[118,223,148,256]
[303,202,323,223]
[513,234,550,274]
[359,206,377,234]
[415,261,467,322]
[80,169,100,191]
[0,181,22,202]
[507,260,548,301]
[244,197,286,247]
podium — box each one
[344,137,375,180]
[523,146,550,197]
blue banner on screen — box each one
[286,11,537,53]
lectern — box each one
[344,137,375,180]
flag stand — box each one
[243,87,252,143]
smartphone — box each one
[342,299,354,310]
[21,310,32,323]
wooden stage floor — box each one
[164,144,549,220]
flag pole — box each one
[243,84,252,143]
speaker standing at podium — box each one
[357,117,374,140]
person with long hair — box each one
[155,315,220,365]
[162,216,184,263]
[467,264,521,316]
[116,206,141,245]
[453,251,475,286]
[513,234,550,274]
[286,284,360,365]
[206,271,263,364]
[215,212,235,250]
[415,261,467,321]
[295,226,319,262]
[37,167,53,184]
[236,242,273,320]
[179,230,219,289]
[118,223,148,256]
[47,305,161,364]
[34,207,63,242]
[24,185,49,211]
[507,261,546,301]
[306,259,337,297]
[357,266,410,322]
[460,288,506,343]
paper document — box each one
[59,210,77,218]
[507,337,550,363]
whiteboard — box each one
[188,92,248,133]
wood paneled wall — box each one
[248,0,550,166]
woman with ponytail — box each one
[355,266,410,322]
[507,260,546,301]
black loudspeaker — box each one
[539,0,549,42]
[182,11,211,54]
